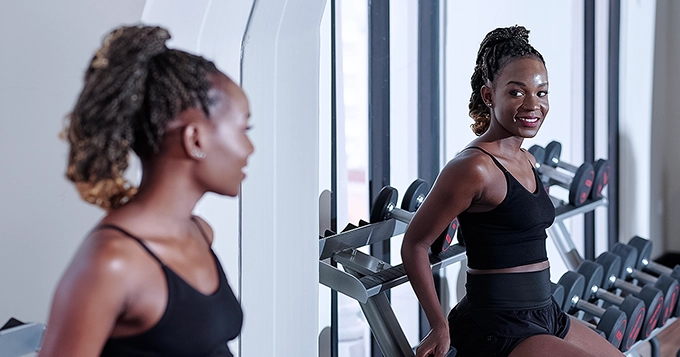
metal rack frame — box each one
[0,322,45,357]
[548,196,678,357]
[319,219,465,357]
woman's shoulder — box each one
[442,147,498,180]
[64,224,160,290]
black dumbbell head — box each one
[551,282,565,307]
[557,271,586,311]
[636,285,664,338]
[617,296,646,351]
[598,307,627,349]
[528,145,546,165]
[370,186,397,223]
[674,266,680,318]
[653,274,679,326]
[591,159,611,199]
[627,236,653,270]
[611,243,639,279]
[568,162,595,206]
[544,141,562,167]
[577,260,604,300]
[401,179,430,212]
[596,252,622,290]
[431,218,458,254]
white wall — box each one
[0,0,145,325]
[618,0,658,252]
[240,0,326,355]
[652,0,680,254]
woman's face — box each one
[200,73,254,197]
[484,56,549,138]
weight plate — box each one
[568,162,594,206]
[635,285,663,338]
[628,236,653,270]
[674,266,680,317]
[654,274,679,326]
[598,307,626,349]
[370,186,397,223]
[618,296,645,351]
[528,145,546,166]
[611,243,639,280]
[431,218,458,254]
[596,252,622,290]
[401,179,430,212]
[551,283,565,308]
[590,159,611,199]
[557,271,586,311]
[578,261,604,300]
[544,141,562,167]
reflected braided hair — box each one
[469,25,545,135]
[65,25,219,210]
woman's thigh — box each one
[509,317,624,357]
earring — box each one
[191,150,206,159]
[486,102,493,107]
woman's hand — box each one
[415,325,451,357]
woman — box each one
[402,26,623,357]
[39,25,253,356]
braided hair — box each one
[468,25,545,135]
[64,25,219,210]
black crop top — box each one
[457,147,555,270]
[98,220,243,357]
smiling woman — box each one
[38,25,253,357]
[401,26,624,357]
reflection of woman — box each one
[39,25,253,356]
[402,26,623,357]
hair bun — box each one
[92,25,170,69]
[479,25,530,53]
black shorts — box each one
[447,269,571,357]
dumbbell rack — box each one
[548,196,609,271]
[548,196,678,357]
[319,218,466,357]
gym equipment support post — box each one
[0,321,46,357]
[548,197,608,271]
[319,217,463,356]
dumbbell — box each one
[576,260,646,350]
[552,280,611,343]
[610,242,679,324]
[545,141,612,200]
[590,158,612,199]
[370,179,458,254]
[555,271,627,349]
[551,282,611,340]
[528,145,594,207]
[370,179,429,224]
[594,251,666,331]
[626,236,680,317]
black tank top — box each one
[98,219,243,357]
[457,146,555,270]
